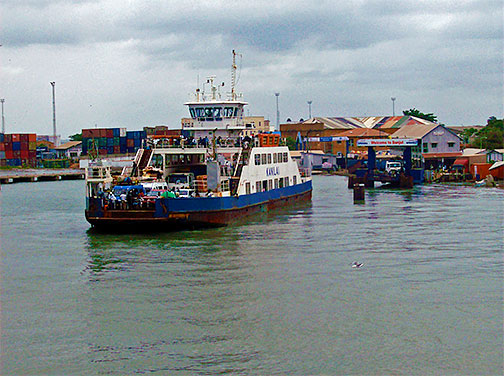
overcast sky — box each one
[1,0,502,137]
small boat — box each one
[84,51,313,231]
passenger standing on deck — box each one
[120,191,127,209]
[108,191,117,209]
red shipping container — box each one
[98,149,107,155]
[127,139,134,147]
[20,134,29,142]
[21,142,29,150]
[12,134,20,142]
[0,143,4,151]
[113,145,120,154]
[471,163,492,179]
[5,150,13,159]
[5,142,12,150]
[98,129,105,138]
[29,150,36,158]
[5,134,12,142]
[28,134,36,142]
[0,159,6,167]
[20,150,29,159]
[106,129,114,138]
[13,150,21,158]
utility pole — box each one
[50,82,57,145]
[1,99,5,134]
[307,100,312,119]
[391,97,396,116]
[275,92,280,132]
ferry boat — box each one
[84,51,312,230]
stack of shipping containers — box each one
[0,133,37,167]
[81,128,146,156]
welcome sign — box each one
[357,139,418,147]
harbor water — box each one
[1,176,502,375]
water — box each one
[1,176,502,375]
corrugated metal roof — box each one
[337,128,389,137]
[54,141,82,150]
[390,123,439,139]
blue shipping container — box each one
[12,142,21,151]
[120,137,127,145]
[126,131,134,139]
[134,139,141,147]
[113,128,120,137]
[0,133,4,142]
[107,146,114,154]
[107,138,114,146]
[120,145,127,154]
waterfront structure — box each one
[486,149,504,162]
[391,123,461,169]
[54,141,82,159]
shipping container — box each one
[20,150,29,159]
[127,139,134,147]
[29,141,37,150]
[4,142,11,150]
[29,150,36,158]
[98,138,107,147]
[113,137,120,145]
[0,151,5,159]
[20,134,29,142]
[5,150,13,159]
[28,134,36,142]
[107,146,114,154]
[113,145,120,154]
[0,133,4,142]
[134,138,141,147]
[12,134,20,142]
[106,129,113,138]
[5,134,12,142]
[98,149,107,155]
[120,137,127,146]
[0,143,3,151]
[21,142,29,150]
[13,150,21,158]
[107,137,114,146]
[0,159,6,167]
[120,145,127,154]
[12,142,21,151]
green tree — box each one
[69,132,82,141]
[403,108,438,123]
[472,117,503,150]
[285,136,297,150]
[461,127,479,144]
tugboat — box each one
[85,51,312,230]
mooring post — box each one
[353,183,365,204]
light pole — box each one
[275,93,280,132]
[391,97,396,116]
[307,100,312,119]
[50,81,57,145]
[1,99,5,134]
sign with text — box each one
[357,139,418,147]
[306,136,349,142]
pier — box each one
[0,169,84,184]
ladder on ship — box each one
[130,148,153,177]
[230,146,251,195]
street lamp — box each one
[50,81,57,145]
[307,100,312,119]
[391,97,396,116]
[0,99,5,134]
[275,92,280,131]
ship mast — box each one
[231,50,238,101]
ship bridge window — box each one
[261,154,267,165]
[204,107,214,121]
[213,107,222,120]
[189,108,196,119]
[267,154,272,164]
[224,107,234,118]
[254,154,260,165]
[273,153,277,163]
[283,152,288,163]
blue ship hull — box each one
[86,181,312,231]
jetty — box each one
[0,169,84,184]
